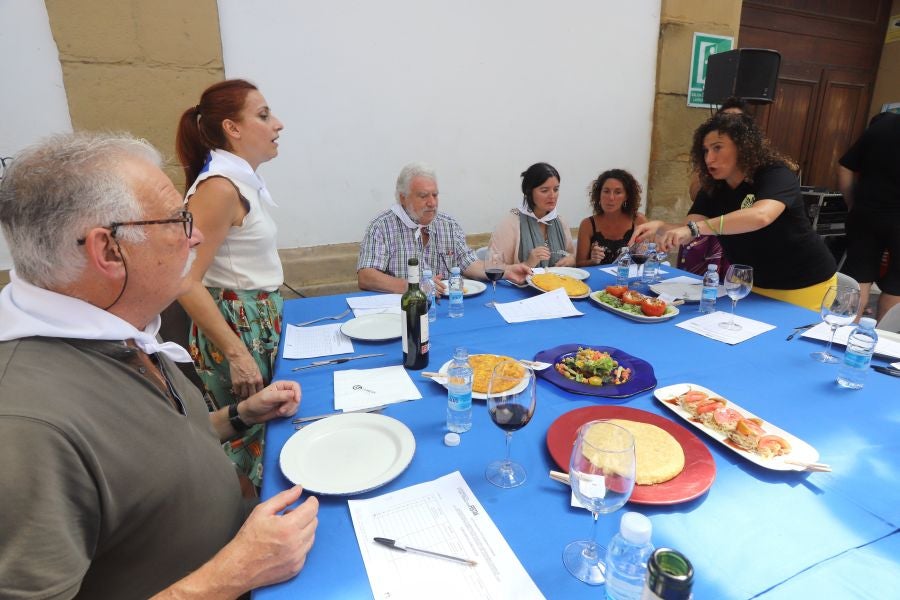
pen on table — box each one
[373,537,477,566]
[872,364,900,378]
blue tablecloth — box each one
[256,267,900,599]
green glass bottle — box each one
[401,257,429,370]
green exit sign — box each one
[688,33,734,108]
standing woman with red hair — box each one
[176,79,285,486]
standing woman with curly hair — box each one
[175,79,286,486]
[631,113,836,310]
[575,169,647,266]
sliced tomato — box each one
[621,290,646,305]
[605,285,628,298]
[735,419,765,437]
[640,297,667,317]
[758,434,792,454]
[712,407,742,429]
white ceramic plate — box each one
[653,383,819,471]
[340,313,401,341]
[589,291,679,322]
[525,275,591,299]
[649,281,726,303]
[279,413,415,495]
[436,356,530,400]
[547,266,590,281]
[462,279,487,297]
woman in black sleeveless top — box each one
[576,169,647,266]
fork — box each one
[293,308,351,327]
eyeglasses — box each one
[77,210,193,245]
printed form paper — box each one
[348,471,545,600]
[495,287,583,323]
[677,311,776,345]
[282,323,353,359]
[801,322,900,360]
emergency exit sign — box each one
[688,33,734,108]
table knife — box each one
[290,353,385,371]
[373,537,477,566]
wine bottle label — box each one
[401,310,408,354]
[420,314,429,354]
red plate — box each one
[546,406,716,505]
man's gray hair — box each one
[0,132,161,288]
[395,162,437,202]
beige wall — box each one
[870,1,900,117]
[646,0,742,222]
[45,0,224,185]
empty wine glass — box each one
[485,361,536,488]
[563,420,636,585]
[484,249,505,308]
[719,264,753,331]
[811,285,860,363]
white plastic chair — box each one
[877,303,900,333]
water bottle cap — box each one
[423,269,433,278]
[453,347,468,360]
[619,511,652,544]
[451,267,461,275]
[708,264,718,272]
[444,432,461,447]
[859,317,876,329]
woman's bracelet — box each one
[719,214,725,235]
[703,219,718,236]
[686,221,700,238]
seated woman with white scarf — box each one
[488,162,576,269]
[174,78,286,487]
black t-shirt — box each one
[690,163,836,289]
[839,112,900,213]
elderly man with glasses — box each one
[0,132,318,599]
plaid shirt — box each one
[357,209,477,280]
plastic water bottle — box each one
[606,512,654,600]
[448,267,464,318]
[642,243,659,284]
[421,269,437,323]
[446,347,473,433]
[837,317,878,389]
[699,264,719,314]
[616,247,632,287]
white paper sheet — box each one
[800,322,900,360]
[676,311,776,344]
[348,471,545,600]
[333,365,423,411]
[347,294,403,317]
[494,287,583,323]
[282,323,354,359]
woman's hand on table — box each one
[658,226,692,252]
[554,252,576,267]
[229,349,265,399]
[241,380,301,424]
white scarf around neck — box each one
[186,149,277,208]
[0,270,193,362]
[520,201,558,224]
[390,203,428,240]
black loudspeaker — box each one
[703,48,781,105]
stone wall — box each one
[647,1,742,222]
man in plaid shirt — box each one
[357,163,530,293]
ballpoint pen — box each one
[785,323,819,341]
[373,537,477,566]
[290,353,385,371]
[872,365,900,378]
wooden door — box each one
[740,0,891,190]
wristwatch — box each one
[228,403,251,432]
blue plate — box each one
[534,344,657,399]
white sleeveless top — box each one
[186,152,283,292]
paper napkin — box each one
[334,365,423,411]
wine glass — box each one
[484,249,505,308]
[485,361,536,488]
[629,241,650,289]
[719,264,754,331]
[811,285,860,363]
[563,420,636,585]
